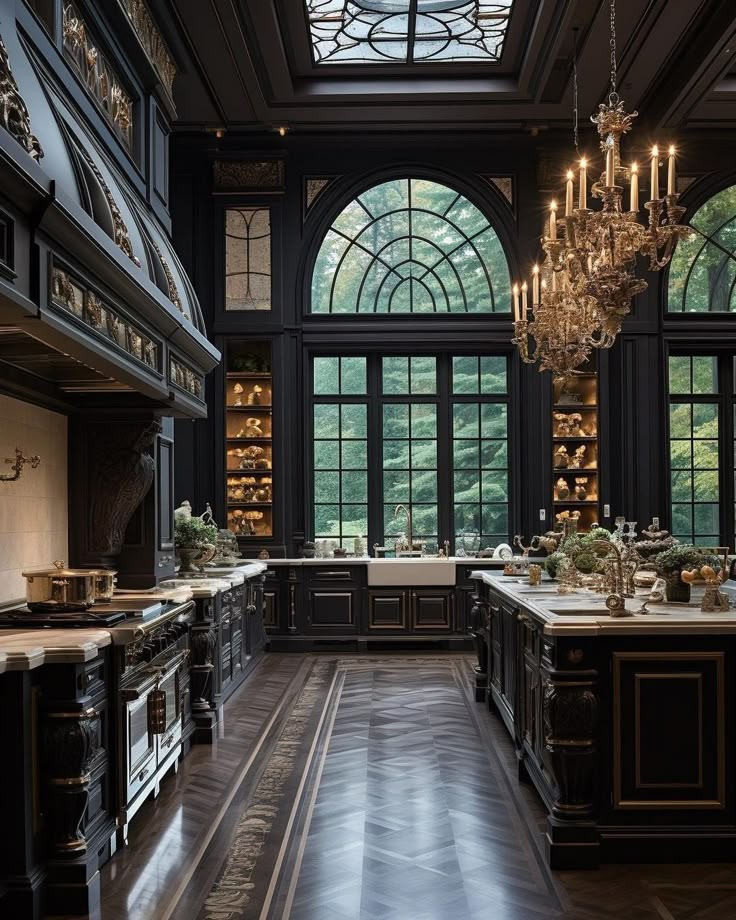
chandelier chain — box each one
[609,0,617,100]
[572,28,579,152]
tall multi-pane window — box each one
[452,356,509,552]
[311,353,511,552]
[668,356,720,544]
[382,357,439,550]
[312,357,369,545]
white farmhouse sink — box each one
[367,559,456,587]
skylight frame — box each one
[304,0,515,67]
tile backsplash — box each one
[0,395,68,604]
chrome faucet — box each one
[393,504,413,554]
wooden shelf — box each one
[226,469,273,475]
[226,372,272,379]
[226,437,272,443]
[553,436,598,441]
[226,405,272,411]
[555,468,598,474]
[554,403,597,410]
[553,500,599,506]
[226,501,272,507]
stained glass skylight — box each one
[305,1,514,65]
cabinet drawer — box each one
[305,566,363,586]
[412,590,452,631]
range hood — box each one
[0,5,219,418]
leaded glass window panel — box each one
[225,208,271,311]
[305,1,514,64]
[668,185,736,312]
[310,178,510,313]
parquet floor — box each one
[82,653,736,920]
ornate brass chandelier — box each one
[513,0,691,380]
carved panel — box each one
[50,263,159,370]
[86,420,161,560]
[213,159,284,191]
[120,0,176,98]
[150,238,187,318]
[0,33,43,160]
[543,673,598,818]
[63,3,133,149]
[169,355,203,399]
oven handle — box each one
[120,649,189,701]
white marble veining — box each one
[473,570,736,635]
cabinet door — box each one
[306,589,356,630]
[500,605,518,719]
[367,591,407,630]
[412,590,452,631]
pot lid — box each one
[21,561,114,578]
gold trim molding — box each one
[151,238,186,318]
[120,0,176,98]
[0,33,43,160]
[63,3,133,149]
[51,262,158,370]
[169,355,203,399]
[79,145,141,267]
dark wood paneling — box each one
[613,651,726,811]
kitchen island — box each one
[471,570,736,869]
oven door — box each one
[122,679,157,806]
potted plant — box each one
[174,515,218,574]
[652,545,721,603]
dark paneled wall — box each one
[170,130,736,555]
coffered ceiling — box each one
[165,0,736,133]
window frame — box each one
[665,346,735,549]
[301,169,517,324]
[307,348,514,553]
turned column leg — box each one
[42,707,100,856]
[543,668,600,868]
[189,623,218,744]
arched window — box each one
[310,177,510,313]
[668,184,736,312]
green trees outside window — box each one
[311,177,510,314]
[311,353,510,553]
[668,185,736,312]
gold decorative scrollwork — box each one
[120,0,176,98]
[0,34,43,160]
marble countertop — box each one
[0,628,112,672]
[472,570,736,636]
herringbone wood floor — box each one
[83,654,736,920]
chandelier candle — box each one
[532,264,540,305]
[667,146,676,196]
[521,281,528,316]
[512,283,520,322]
[650,146,659,199]
[549,201,557,240]
[566,171,574,215]
[579,161,587,208]
[630,162,639,212]
[605,144,615,187]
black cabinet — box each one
[303,566,363,633]
[412,590,453,631]
[367,590,408,631]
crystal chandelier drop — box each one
[513,0,691,379]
